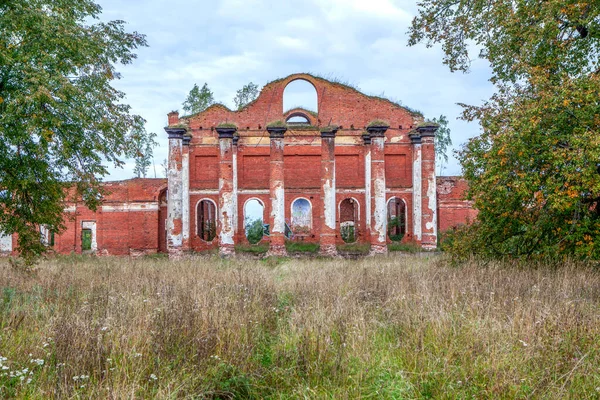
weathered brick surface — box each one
[3,74,477,257]
[437,176,478,233]
[50,178,166,256]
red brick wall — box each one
[437,176,478,233]
[52,178,166,256]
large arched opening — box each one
[283,79,318,115]
[244,198,265,244]
[387,197,407,242]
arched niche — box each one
[387,197,406,242]
[339,198,359,243]
[283,79,318,115]
[196,199,217,242]
[244,198,265,244]
[290,198,312,236]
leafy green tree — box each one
[245,218,264,245]
[131,119,157,178]
[182,83,214,115]
[431,115,452,175]
[410,0,600,259]
[233,82,259,110]
[0,0,147,264]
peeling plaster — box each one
[427,172,438,238]
[323,177,336,229]
[102,203,160,212]
[232,149,238,233]
[182,150,190,245]
[412,144,422,241]
[365,149,371,228]
[271,184,285,233]
[373,176,387,243]
[167,137,183,250]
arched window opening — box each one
[283,79,318,114]
[340,198,358,243]
[197,200,216,242]
[244,199,265,244]
[286,114,310,125]
[291,198,312,236]
[387,198,406,242]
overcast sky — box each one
[97,0,494,180]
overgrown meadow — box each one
[0,254,599,398]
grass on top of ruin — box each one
[0,254,599,398]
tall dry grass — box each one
[0,254,599,398]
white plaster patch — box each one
[373,176,387,243]
[272,184,285,234]
[0,233,12,252]
[323,177,336,229]
[232,150,238,233]
[182,151,190,243]
[427,172,438,238]
[365,150,371,227]
[81,221,98,252]
[220,190,235,245]
[101,203,160,212]
[412,144,422,241]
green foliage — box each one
[182,83,214,115]
[319,125,339,133]
[367,119,390,128]
[388,241,422,253]
[266,120,287,128]
[431,115,452,175]
[387,217,404,242]
[131,119,157,178]
[285,241,319,253]
[233,82,259,111]
[235,243,269,254]
[410,0,600,260]
[0,0,147,264]
[216,122,237,129]
[245,218,264,245]
[336,242,370,254]
[340,224,355,243]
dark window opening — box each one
[197,200,217,242]
[340,198,358,243]
[387,198,406,242]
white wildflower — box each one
[149,373,157,381]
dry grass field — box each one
[0,254,599,399]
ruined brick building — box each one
[0,74,476,257]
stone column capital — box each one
[165,127,186,139]
[182,133,192,146]
[216,127,237,139]
[416,122,439,137]
[409,132,422,144]
[362,133,372,145]
[267,126,287,139]
[320,126,338,138]
[366,125,388,138]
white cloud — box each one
[96,0,494,180]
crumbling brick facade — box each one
[0,74,477,258]
[162,73,475,256]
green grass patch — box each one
[337,242,370,254]
[235,243,269,254]
[285,241,319,253]
[388,242,423,252]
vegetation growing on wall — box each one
[410,0,600,260]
